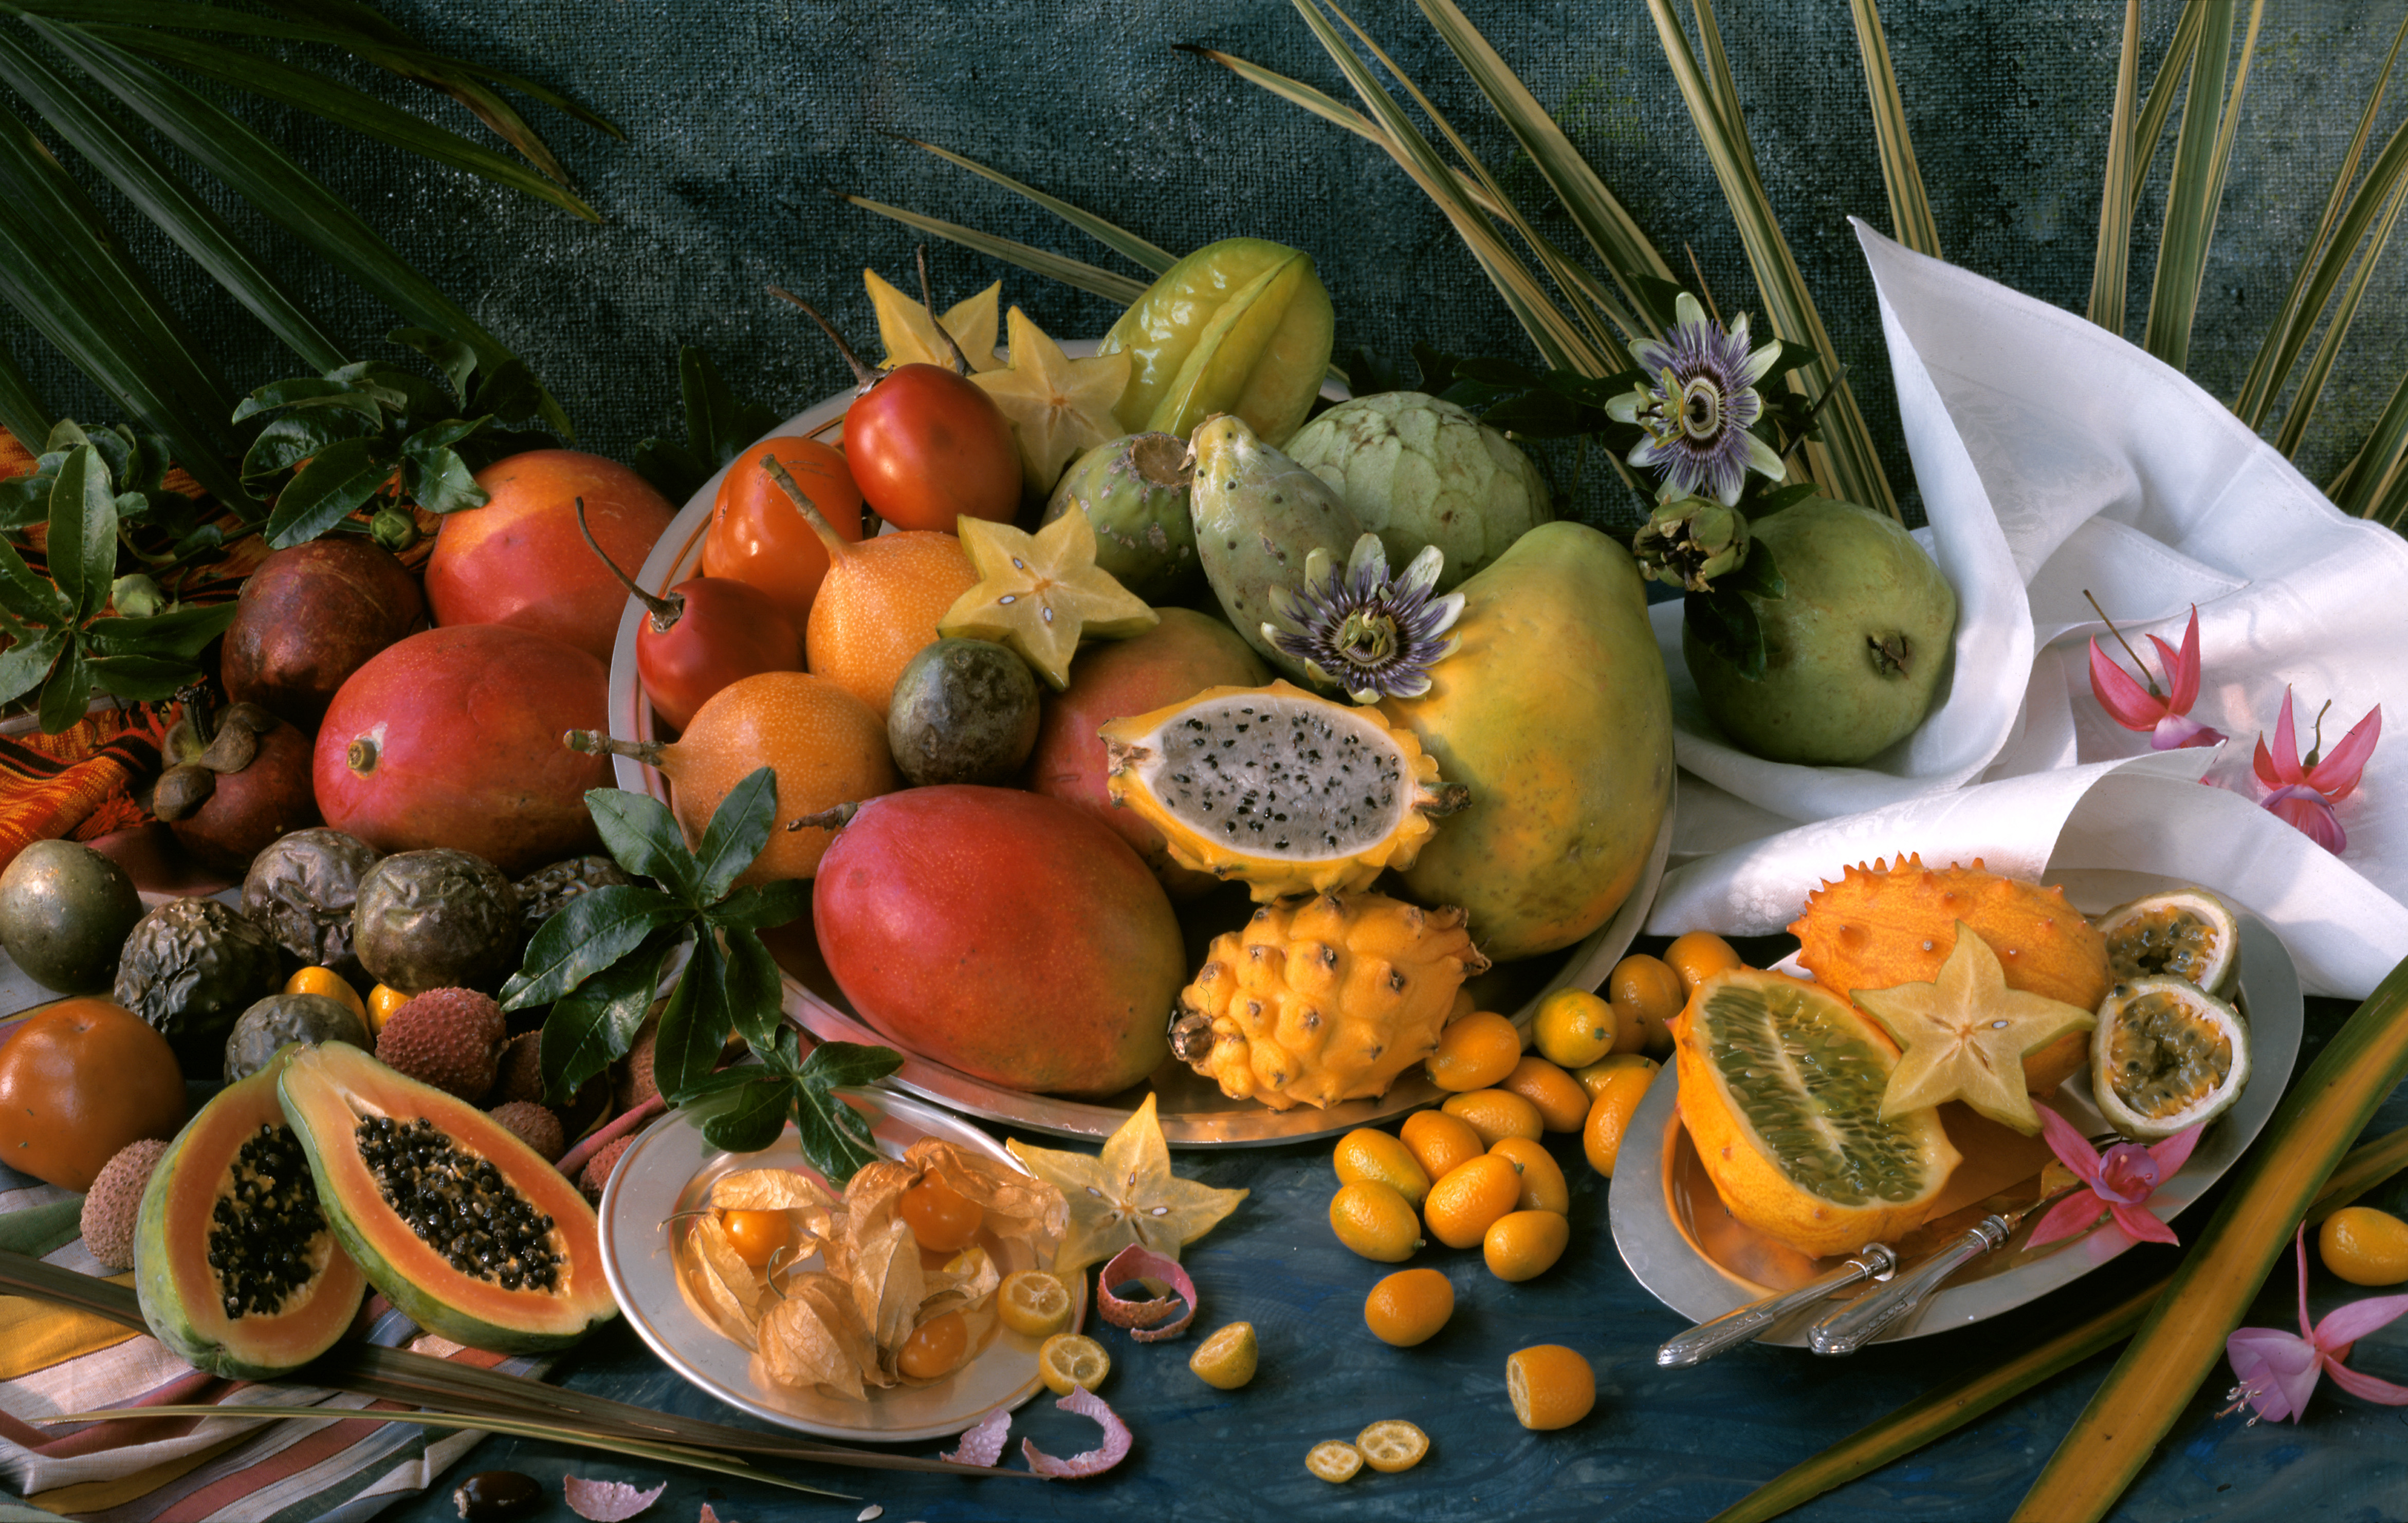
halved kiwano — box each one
[2091,975,2249,1140]
[1306,1440,1364,1483]
[2092,888,2241,997]
[1355,1419,1429,1473]
[1671,968,1962,1259]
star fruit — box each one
[1005,1094,1248,1278]
[865,268,1001,372]
[938,510,1157,689]
[1848,921,2097,1135]
[971,307,1130,493]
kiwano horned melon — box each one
[136,1049,367,1378]
[278,1042,615,1353]
[1674,968,1962,1259]
[1790,856,2111,1097]
[1100,681,1467,903]
[1168,890,1488,1110]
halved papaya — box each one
[1672,967,1962,1259]
[277,1041,614,1353]
[135,1047,367,1378]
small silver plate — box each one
[597,1088,1083,1442]
[1609,870,2303,1345]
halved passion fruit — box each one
[1672,968,1962,1259]
[2092,888,2240,997]
[2091,975,2249,1141]
[278,1041,616,1353]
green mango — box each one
[1100,238,1334,446]
[1380,523,1671,963]
[1189,413,1363,681]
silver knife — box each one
[1658,1243,1899,1367]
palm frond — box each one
[2141,0,2236,369]
[895,135,1175,276]
[1847,0,1940,259]
[2087,0,2143,331]
[2276,177,2408,459]
[2342,357,2408,526]
[2129,0,2207,208]
[837,195,1151,306]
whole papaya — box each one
[1380,523,1671,962]
[1099,238,1334,446]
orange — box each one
[1038,1332,1110,1394]
[1334,1127,1433,1208]
[366,982,411,1034]
[801,515,980,722]
[284,966,365,1022]
[2320,1206,2408,1286]
[997,1270,1072,1337]
[1188,1322,1258,1389]
[1505,1345,1595,1429]
[1607,953,1686,1055]
[1330,1181,1425,1262]
[721,1209,794,1268]
[1423,1154,1522,1249]
[1441,1088,1542,1147]
[1573,1053,1660,1104]
[650,670,900,886]
[1487,1136,1570,1214]
[1363,1267,1455,1347]
[897,1309,969,1379]
[1483,1209,1571,1281]
[1424,1010,1523,1092]
[1582,1061,1658,1178]
[1305,1440,1364,1483]
[1499,1055,1591,1133]
[1663,931,1743,998]
[1355,1420,1429,1473]
[1533,988,1617,1068]
[1401,1110,1485,1184]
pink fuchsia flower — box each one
[2025,1104,2201,1249]
[2087,603,2227,750]
[2251,687,2380,853]
[2223,1227,2408,1424]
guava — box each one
[1683,499,1957,766]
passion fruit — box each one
[242,829,383,984]
[352,849,520,995]
[2093,888,2241,997]
[2092,975,2250,1141]
[113,897,285,1071]
[222,991,372,1082]
[0,839,144,994]
[885,637,1041,786]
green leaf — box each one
[387,327,477,406]
[265,434,391,548]
[0,330,52,448]
[676,346,780,473]
[1744,482,1819,519]
[722,926,784,1055]
[2341,361,2408,525]
[1846,0,1940,259]
[2087,0,2145,333]
[539,926,681,1105]
[693,766,778,905]
[466,359,547,427]
[0,627,67,708]
[502,885,691,1011]
[709,879,811,932]
[241,409,378,479]
[36,645,89,732]
[585,787,705,907]
[1686,586,1766,681]
[86,652,200,701]
[403,445,484,515]
[1718,538,1786,601]
[83,600,237,659]
[654,930,730,1105]
[2275,174,2408,459]
[0,536,64,626]
[700,1076,792,1154]
[231,377,383,424]
[2141,0,2238,369]
[839,195,1151,308]
[792,1041,903,1186]
[49,446,117,622]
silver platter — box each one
[1608,869,2302,1345]
[608,357,1676,1146]
[597,1087,1083,1442]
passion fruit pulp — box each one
[2091,975,2249,1141]
[2093,888,2241,996]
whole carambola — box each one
[1099,238,1335,446]
[1189,414,1364,681]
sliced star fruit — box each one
[938,510,1157,690]
[1849,920,2097,1135]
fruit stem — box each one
[562,729,667,765]
[914,244,977,376]
[766,285,878,390]
[178,682,215,746]
[2082,589,2164,700]
[575,496,684,633]
[785,801,861,834]
[758,454,855,564]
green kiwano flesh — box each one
[1098,238,1334,446]
[1041,432,1199,603]
[1684,499,1958,766]
[1281,392,1551,592]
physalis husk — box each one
[865,268,1002,373]
[938,511,1157,689]
[971,307,1130,493]
[1006,1093,1249,1277]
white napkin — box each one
[1647,222,2408,999]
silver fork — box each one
[1657,1242,1899,1367]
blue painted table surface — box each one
[385,965,2408,1523]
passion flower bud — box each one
[109,574,168,619]
[1632,496,1750,592]
[370,505,418,553]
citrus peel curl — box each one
[1095,1244,1198,1342]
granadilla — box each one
[1264,532,1464,703]
[1632,495,1751,592]
[1606,291,1784,505]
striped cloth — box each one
[0,1029,534,1521]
